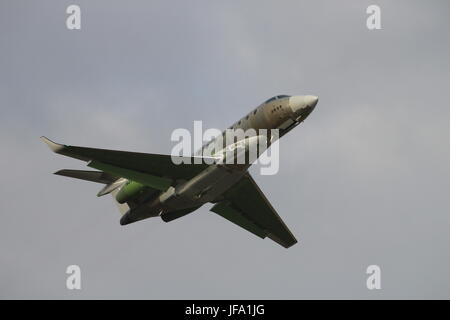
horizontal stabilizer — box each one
[54,169,118,184]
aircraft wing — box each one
[210,174,298,248]
[41,136,210,190]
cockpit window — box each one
[265,97,277,103]
[265,95,290,103]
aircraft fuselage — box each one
[120,95,318,225]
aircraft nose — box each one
[304,95,319,108]
[289,95,319,116]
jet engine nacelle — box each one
[115,180,146,204]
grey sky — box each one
[1,0,450,299]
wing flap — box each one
[88,160,172,191]
[210,201,267,239]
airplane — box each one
[42,94,318,248]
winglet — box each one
[40,136,65,153]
